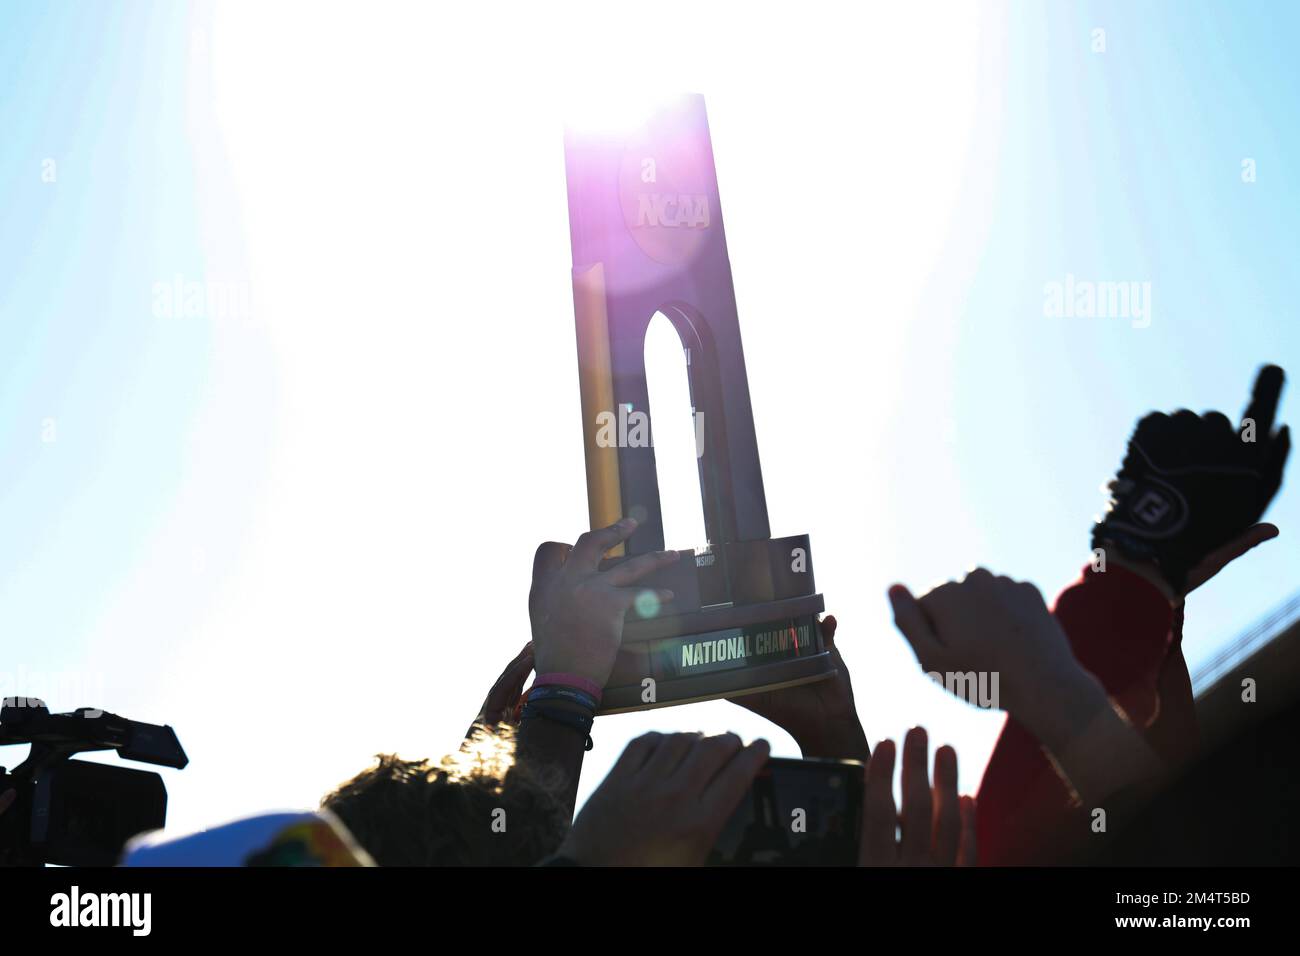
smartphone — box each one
[707,756,864,866]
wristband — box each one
[526,684,599,712]
[521,702,595,751]
[534,672,604,701]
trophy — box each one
[564,94,836,713]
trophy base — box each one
[597,595,837,714]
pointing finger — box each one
[1243,364,1285,437]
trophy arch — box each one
[641,310,707,556]
[633,302,741,561]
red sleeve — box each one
[974,564,1177,865]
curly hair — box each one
[321,723,568,866]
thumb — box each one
[888,584,941,667]
[819,614,838,650]
[1186,523,1279,593]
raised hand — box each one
[888,572,1164,804]
[859,728,976,866]
[887,569,1079,718]
[1092,364,1289,595]
[729,615,869,760]
[471,642,534,731]
[528,517,678,688]
[556,731,771,866]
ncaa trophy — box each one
[564,94,836,713]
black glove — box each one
[1092,365,1290,594]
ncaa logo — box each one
[618,121,715,267]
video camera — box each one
[0,698,188,866]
